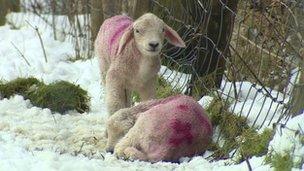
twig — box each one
[51,113,57,124]
[77,141,85,155]
[26,20,48,63]
[11,42,31,66]
[232,32,288,65]
[245,157,253,171]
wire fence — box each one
[6,0,304,162]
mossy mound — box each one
[28,81,90,114]
[206,98,274,162]
[0,78,90,114]
[0,77,43,98]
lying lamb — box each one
[106,95,213,162]
[95,13,186,115]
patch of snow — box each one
[159,66,191,93]
[268,113,304,168]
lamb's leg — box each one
[125,89,132,107]
[105,70,127,115]
[106,108,136,152]
[124,147,147,161]
[99,58,108,85]
[106,98,163,152]
[139,78,156,101]
[97,49,109,85]
[114,126,146,160]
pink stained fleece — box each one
[100,15,133,56]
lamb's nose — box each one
[149,42,159,49]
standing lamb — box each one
[95,13,186,115]
[106,95,213,162]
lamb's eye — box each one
[162,28,165,32]
[135,29,140,33]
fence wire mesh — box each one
[7,0,303,161]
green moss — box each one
[205,98,227,126]
[27,81,90,113]
[0,77,43,98]
[206,98,248,138]
[237,128,274,162]
[206,98,250,160]
[206,98,274,162]
[132,76,181,103]
[220,113,249,139]
[267,153,293,171]
[211,140,238,160]
[156,76,180,99]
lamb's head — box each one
[118,13,186,57]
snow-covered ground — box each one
[0,12,303,171]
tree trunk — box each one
[133,0,151,18]
[0,0,20,26]
[192,0,238,97]
[289,3,304,116]
[290,50,304,116]
[0,0,8,26]
[91,0,104,42]
[154,0,239,98]
[8,0,20,12]
[101,0,122,19]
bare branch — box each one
[11,42,31,66]
[26,20,48,63]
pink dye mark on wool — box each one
[108,17,133,55]
[177,104,189,111]
[169,119,193,146]
[193,107,212,135]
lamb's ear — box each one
[117,26,134,55]
[164,24,186,48]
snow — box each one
[159,66,191,93]
[0,12,303,171]
[220,80,288,128]
[268,114,304,168]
